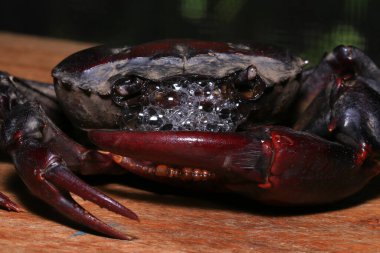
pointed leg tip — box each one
[99,225,137,241]
[0,193,22,212]
[8,203,23,212]
[123,209,139,222]
[3,203,22,212]
[126,235,138,240]
[119,234,138,241]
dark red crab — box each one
[0,40,379,240]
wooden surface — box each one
[0,32,379,253]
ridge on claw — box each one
[0,40,379,239]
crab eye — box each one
[111,75,145,106]
[235,76,266,101]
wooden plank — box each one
[0,32,379,252]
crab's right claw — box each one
[11,142,138,240]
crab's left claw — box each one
[1,100,138,240]
[10,142,138,240]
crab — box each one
[0,40,379,240]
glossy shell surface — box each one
[52,40,305,129]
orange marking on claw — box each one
[258,182,272,189]
[155,164,168,177]
[112,154,123,164]
[97,150,110,155]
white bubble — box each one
[133,78,243,131]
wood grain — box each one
[0,32,379,253]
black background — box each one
[1,0,379,65]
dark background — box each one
[1,0,379,65]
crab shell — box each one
[52,40,305,130]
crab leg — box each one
[89,127,380,205]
